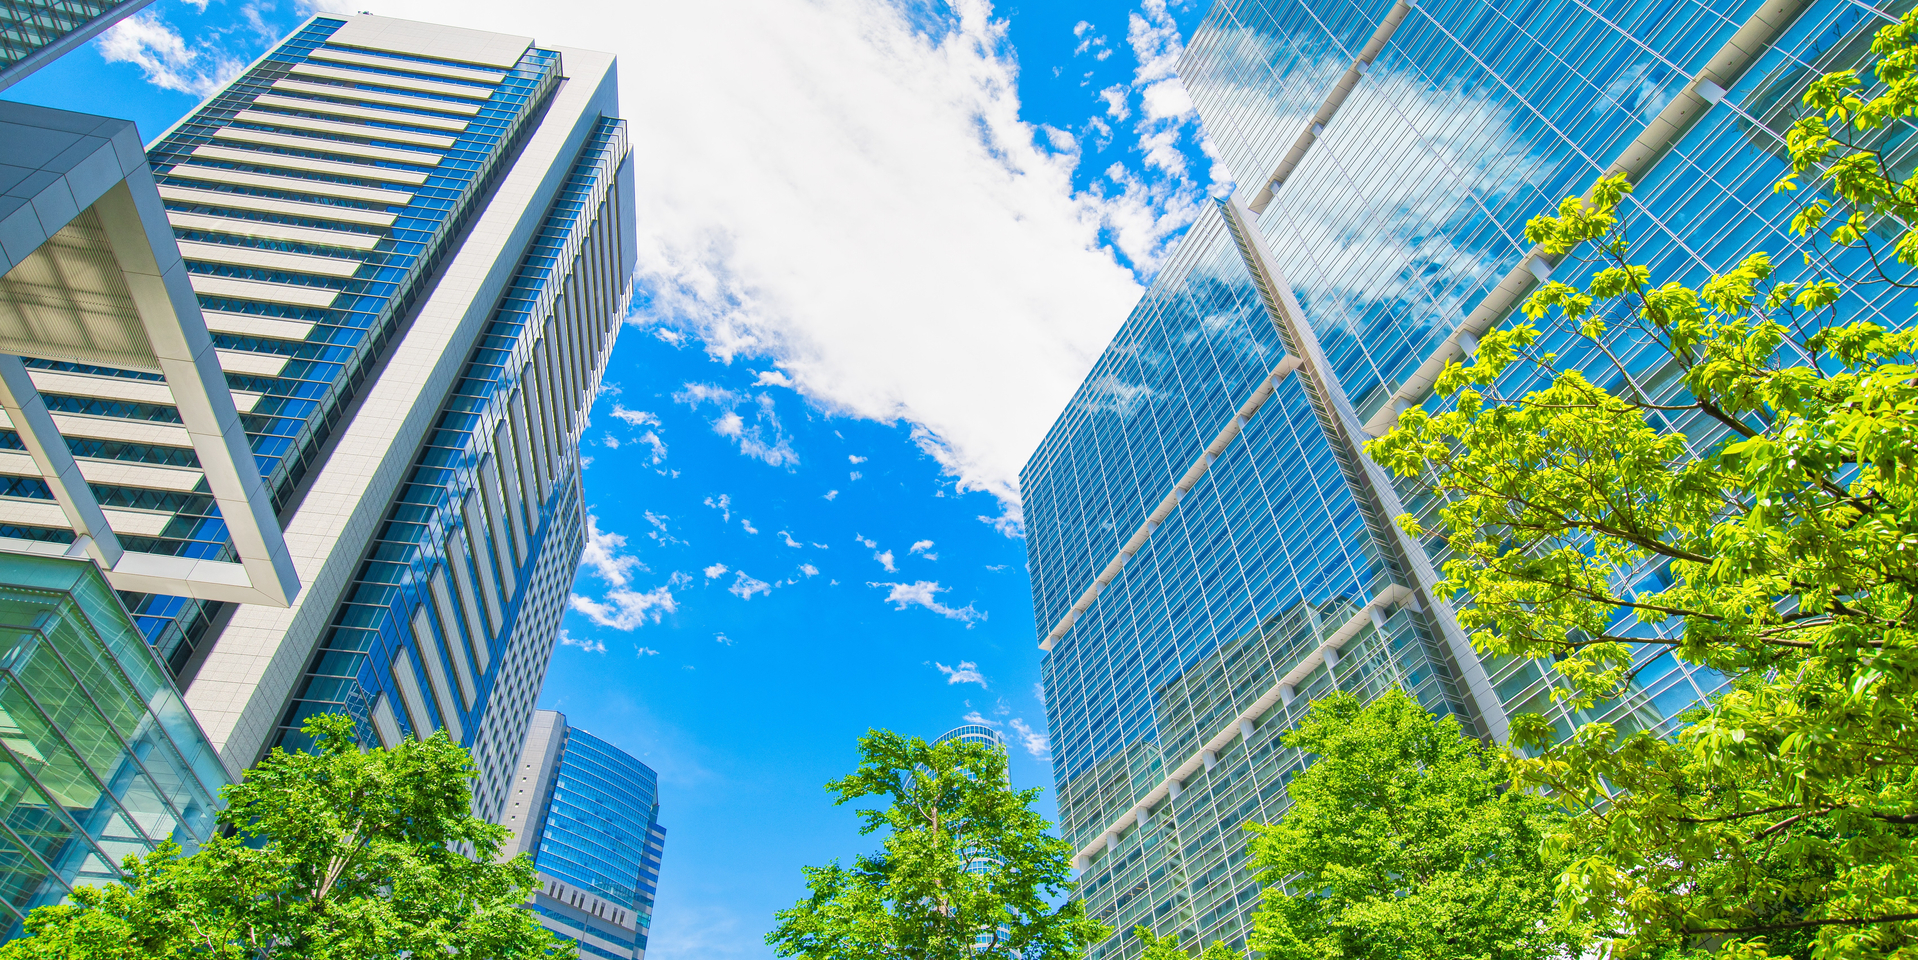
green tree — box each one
[1243,689,1584,960]
[0,714,566,960]
[1132,925,1243,960]
[767,729,1107,960]
[1367,13,1918,958]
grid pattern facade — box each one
[273,109,629,806]
[0,0,144,87]
[0,554,226,937]
[1028,0,1918,953]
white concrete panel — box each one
[102,508,170,537]
[166,212,382,251]
[159,185,399,227]
[189,274,338,309]
[408,605,466,738]
[251,94,469,133]
[390,647,432,738]
[415,603,474,708]
[211,127,441,167]
[177,241,360,279]
[0,498,70,529]
[232,110,456,150]
[75,459,204,492]
[270,79,481,117]
[215,350,289,377]
[190,143,433,184]
[201,311,316,342]
[290,63,493,102]
[168,164,414,205]
[324,14,531,69]
[28,370,172,405]
[371,693,401,747]
[309,44,507,83]
[50,412,191,446]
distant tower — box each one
[0,0,155,91]
[935,723,1007,751]
[503,710,666,960]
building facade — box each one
[1025,0,1904,953]
[0,553,228,935]
[502,710,665,960]
[102,14,632,819]
[0,0,154,91]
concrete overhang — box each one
[0,101,299,606]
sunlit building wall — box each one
[71,14,637,824]
[1026,0,1907,953]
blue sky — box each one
[5,0,1221,955]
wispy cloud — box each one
[570,586,678,630]
[636,645,661,657]
[934,660,987,687]
[799,563,819,577]
[703,493,732,522]
[874,549,896,573]
[870,581,984,625]
[741,519,759,535]
[675,385,800,467]
[580,513,644,587]
[729,571,773,600]
[99,11,246,96]
[779,530,803,548]
[611,406,661,427]
[703,563,729,580]
[1010,718,1050,758]
[848,455,867,464]
[558,630,607,654]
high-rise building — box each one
[0,552,228,935]
[0,0,154,91]
[1,11,630,826]
[1025,0,1890,953]
[502,710,666,960]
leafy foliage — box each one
[767,730,1106,960]
[0,714,565,960]
[1245,690,1584,960]
[1367,13,1918,958]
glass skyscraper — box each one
[0,553,226,935]
[0,0,153,91]
[502,709,666,960]
[1025,0,1901,953]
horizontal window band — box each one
[167,162,415,204]
[167,211,384,251]
[270,78,482,117]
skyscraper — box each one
[1025,0,1888,953]
[0,0,153,91]
[0,11,631,828]
[502,710,666,960]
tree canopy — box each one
[767,730,1106,960]
[1245,689,1584,960]
[1367,12,1918,958]
[0,714,565,960]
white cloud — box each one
[704,563,729,579]
[729,571,773,600]
[848,470,862,481]
[703,493,732,522]
[99,12,245,96]
[799,563,820,577]
[909,540,935,554]
[987,563,1008,572]
[741,519,759,534]
[579,513,644,587]
[638,431,668,464]
[848,454,867,464]
[611,405,661,427]
[1010,718,1050,758]
[1032,681,1046,704]
[823,490,839,501]
[644,511,683,546]
[636,646,661,656]
[715,632,734,645]
[935,660,988,687]
[676,385,800,467]
[779,530,803,548]
[870,580,985,624]
[875,550,896,573]
[558,630,607,654]
[569,586,677,630]
[1097,84,1130,121]
[855,534,877,549]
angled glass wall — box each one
[0,553,226,938]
